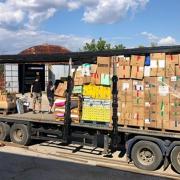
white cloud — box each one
[141,32,158,41]
[82,0,149,24]
[141,32,177,46]
[0,0,149,30]
[0,28,91,54]
[158,36,176,46]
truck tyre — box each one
[0,122,10,141]
[10,124,31,145]
[170,146,180,173]
[131,140,163,171]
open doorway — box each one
[18,64,45,93]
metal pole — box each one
[111,56,119,150]
[63,58,73,144]
[22,64,25,95]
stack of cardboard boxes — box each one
[117,80,132,125]
[81,57,112,123]
[131,55,145,79]
[116,53,180,131]
[144,77,159,128]
[53,53,180,131]
[166,76,180,130]
[54,82,80,122]
[0,90,16,110]
[82,98,111,122]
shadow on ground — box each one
[0,151,170,180]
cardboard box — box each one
[128,106,144,126]
[111,56,130,67]
[144,103,162,129]
[166,64,175,77]
[54,82,67,97]
[101,74,111,85]
[132,80,144,90]
[157,59,165,76]
[118,93,132,102]
[83,85,111,100]
[118,56,131,66]
[82,99,111,122]
[163,120,180,131]
[83,76,91,84]
[133,91,144,105]
[72,86,83,94]
[82,64,91,76]
[91,73,101,85]
[166,54,179,65]
[150,53,165,60]
[144,78,158,127]
[157,77,170,96]
[97,57,111,74]
[144,66,151,77]
[150,68,157,77]
[120,101,132,111]
[90,64,98,74]
[175,65,180,76]
[130,55,145,66]
[118,80,132,101]
[118,80,133,91]
[131,66,144,79]
[74,69,83,78]
[169,76,180,95]
[74,77,83,86]
[157,68,165,77]
[74,69,84,85]
[156,96,170,122]
[117,66,131,79]
[144,77,157,89]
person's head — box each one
[48,80,53,86]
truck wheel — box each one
[0,122,10,141]
[171,146,180,173]
[131,140,163,171]
[10,124,31,145]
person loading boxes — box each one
[30,76,42,114]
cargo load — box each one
[53,54,180,132]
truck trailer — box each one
[0,46,180,174]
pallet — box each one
[144,126,162,131]
[124,124,144,130]
[80,120,109,126]
[119,124,144,130]
[118,124,180,133]
[0,108,16,115]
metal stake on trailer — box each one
[111,56,119,151]
[62,58,73,144]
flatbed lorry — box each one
[0,46,180,174]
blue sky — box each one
[0,0,179,54]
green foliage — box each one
[138,45,145,48]
[151,42,158,47]
[0,64,4,75]
[113,44,125,50]
[82,37,125,51]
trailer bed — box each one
[0,113,180,139]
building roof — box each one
[19,44,70,55]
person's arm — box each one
[50,85,55,91]
[30,84,33,98]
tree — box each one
[113,44,125,50]
[138,45,145,48]
[151,42,158,47]
[0,64,4,74]
[82,37,125,51]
